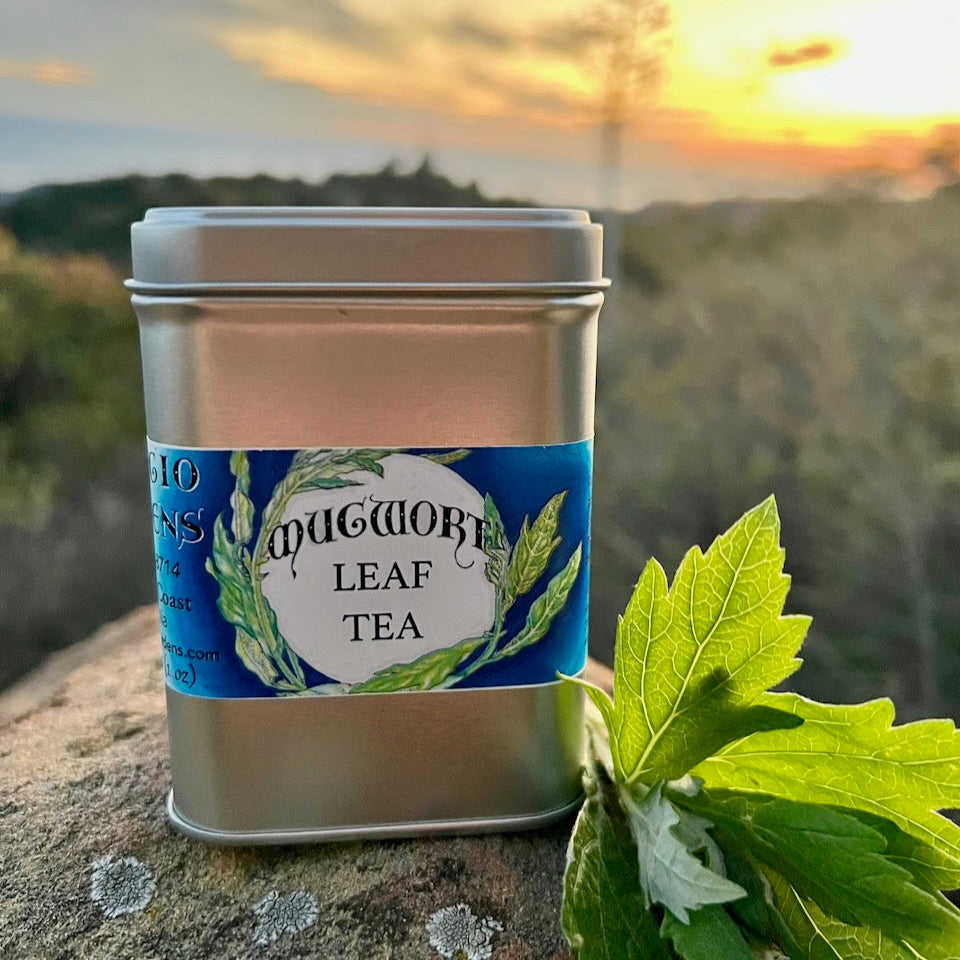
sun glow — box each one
[665,0,960,146]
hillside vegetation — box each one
[1,168,958,721]
[596,186,960,716]
[0,161,524,270]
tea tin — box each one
[128,207,605,843]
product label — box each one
[149,441,591,698]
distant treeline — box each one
[0,160,527,271]
[1,166,959,726]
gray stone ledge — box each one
[0,608,601,960]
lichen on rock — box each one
[426,903,503,959]
[251,889,319,945]
[90,854,156,919]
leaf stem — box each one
[245,530,305,689]
[449,597,508,685]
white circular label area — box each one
[260,453,496,684]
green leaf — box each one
[205,512,288,690]
[349,635,488,693]
[235,446,398,692]
[619,782,746,924]
[559,495,960,960]
[694,692,960,890]
[234,625,279,687]
[349,447,392,466]
[660,905,754,960]
[230,488,255,546]
[562,783,675,960]
[584,694,617,782]
[258,592,305,684]
[764,867,940,960]
[679,791,960,954]
[206,556,247,630]
[208,448,406,695]
[507,491,567,602]
[605,496,810,786]
[229,449,250,495]
[290,448,333,469]
[715,839,775,941]
[573,675,802,785]
[206,517,260,643]
[290,447,388,474]
[669,802,727,875]
[349,454,386,477]
[422,448,470,465]
[564,675,623,784]
[499,544,582,657]
[657,701,805,786]
[837,807,959,893]
[482,493,509,596]
[207,516,244,605]
[296,474,361,491]
[282,682,352,697]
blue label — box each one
[149,442,591,698]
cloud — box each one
[219,0,395,53]
[767,40,839,71]
[0,58,93,85]
[210,16,593,129]
[529,19,606,56]
[302,0,392,50]
[442,14,516,51]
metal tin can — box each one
[128,207,605,844]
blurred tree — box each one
[793,220,960,716]
[592,192,960,720]
[581,0,671,285]
[0,230,143,523]
[0,230,153,688]
[921,126,960,186]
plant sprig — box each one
[561,496,960,960]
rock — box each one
[0,607,607,960]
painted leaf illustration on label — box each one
[202,447,584,695]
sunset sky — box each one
[1,0,957,206]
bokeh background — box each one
[1,0,958,721]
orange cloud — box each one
[767,40,840,71]
[211,21,593,128]
[0,58,94,85]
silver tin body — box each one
[129,208,604,843]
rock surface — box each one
[0,608,608,960]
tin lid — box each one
[127,207,606,295]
